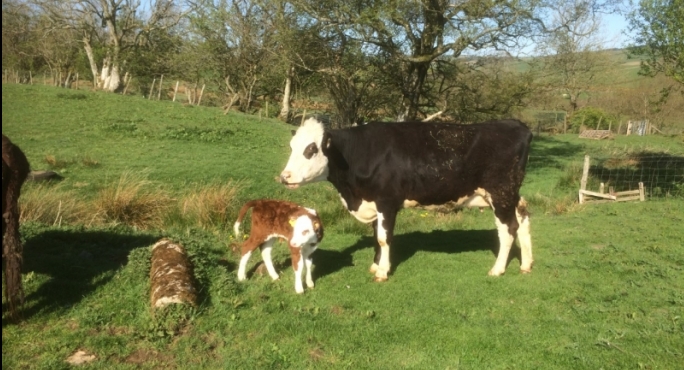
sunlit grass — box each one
[3,84,683,369]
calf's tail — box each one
[233,201,256,239]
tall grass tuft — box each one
[94,171,171,229]
[526,193,580,215]
[19,183,90,226]
[180,181,244,229]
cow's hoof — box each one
[487,269,505,276]
[369,263,379,274]
[373,276,388,282]
[520,268,532,274]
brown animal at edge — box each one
[2,134,30,320]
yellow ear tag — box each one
[289,219,296,228]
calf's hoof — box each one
[372,275,388,282]
[520,268,532,274]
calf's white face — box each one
[290,215,320,248]
[280,118,329,189]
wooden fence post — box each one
[639,182,645,201]
[149,78,156,100]
[157,74,164,100]
[579,155,590,204]
[173,81,179,102]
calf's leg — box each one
[302,244,317,289]
[289,245,304,293]
[260,238,280,280]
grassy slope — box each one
[2,84,683,369]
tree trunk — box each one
[83,36,99,88]
[99,56,110,88]
[279,65,294,121]
[102,63,121,92]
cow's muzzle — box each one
[279,172,300,189]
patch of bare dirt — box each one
[66,350,96,366]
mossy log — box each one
[149,239,197,309]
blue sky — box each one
[601,12,633,48]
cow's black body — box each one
[323,120,532,223]
[281,118,534,280]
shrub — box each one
[569,107,616,132]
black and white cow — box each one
[280,118,533,281]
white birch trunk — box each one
[279,66,294,121]
[100,56,111,89]
[83,37,99,88]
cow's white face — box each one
[280,118,329,189]
[289,215,320,248]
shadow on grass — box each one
[313,229,523,280]
[7,227,158,323]
[527,135,586,172]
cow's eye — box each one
[303,143,318,159]
[302,230,310,236]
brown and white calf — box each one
[233,199,323,293]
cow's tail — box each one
[233,201,256,239]
[2,146,30,320]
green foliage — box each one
[569,106,615,132]
[628,0,684,85]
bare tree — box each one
[35,0,186,92]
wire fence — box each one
[529,153,684,199]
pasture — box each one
[2,84,683,369]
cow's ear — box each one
[288,217,297,228]
[291,130,296,136]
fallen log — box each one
[149,239,197,310]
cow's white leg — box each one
[260,239,280,280]
[294,250,305,294]
[237,250,252,281]
[489,216,514,276]
[374,212,391,281]
[516,205,533,273]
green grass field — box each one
[3,84,683,369]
